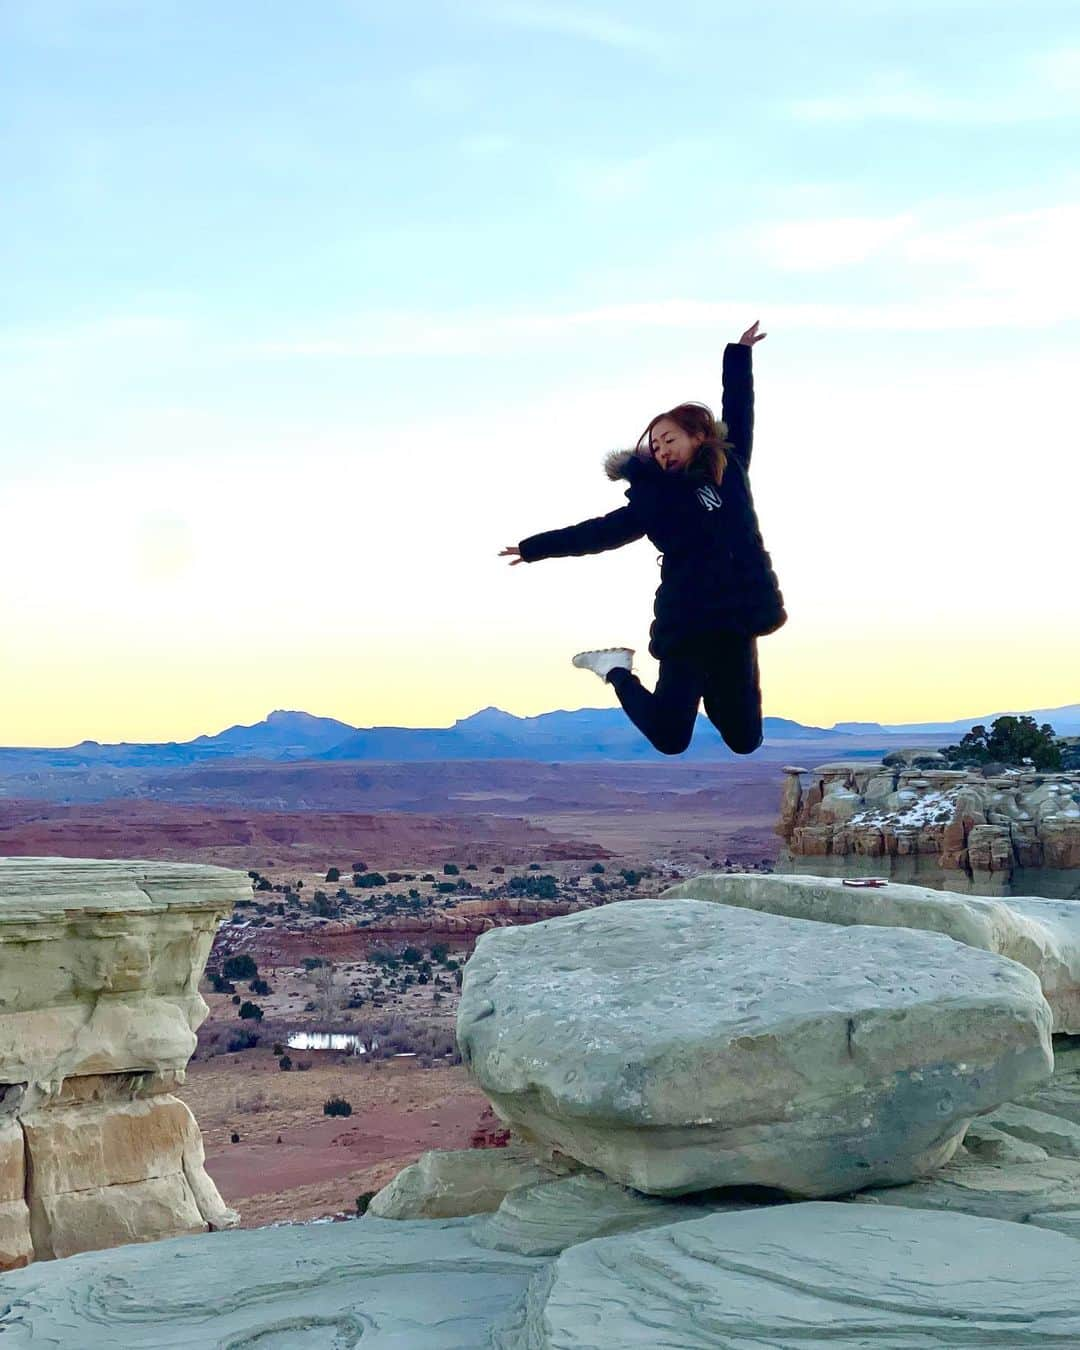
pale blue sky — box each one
[2,1,1078,742]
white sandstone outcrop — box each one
[661,872,1080,1032]
[0,857,248,1267]
[777,761,1080,898]
[456,899,1053,1197]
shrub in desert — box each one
[325,867,341,882]
[278,1054,293,1071]
[351,860,368,872]
[589,862,605,874]
[348,1012,460,1063]
[238,1001,264,1021]
[356,1191,375,1215]
[227,1029,260,1053]
[442,862,459,875]
[310,962,344,1018]
[323,1095,353,1118]
[354,872,386,889]
[312,893,341,919]
[249,977,271,996]
[223,954,258,981]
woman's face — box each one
[649,417,703,472]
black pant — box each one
[606,632,763,756]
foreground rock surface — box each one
[662,872,1080,1031]
[0,1213,543,1348]
[509,1202,1080,1348]
[457,899,1053,1196]
[0,857,247,1267]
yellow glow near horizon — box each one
[3,621,1077,747]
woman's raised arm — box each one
[722,319,767,470]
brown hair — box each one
[636,403,732,485]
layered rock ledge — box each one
[777,761,1080,898]
[0,857,249,1268]
[662,872,1080,1032]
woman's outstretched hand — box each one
[499,546,524,566]
[738,319,767,346]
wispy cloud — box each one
[788,52,1080,124]
[756,213,919,272]
[478,2,668,56]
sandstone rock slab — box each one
[369,1147,564,1219]
[457,899,1052,1197]
[0,858,246,1267]
[512,1202,1080,1348]
[474,1172,738,1257]
[34,1173,207,1261]
[0,1213,544,1347]
[0,857,248,1086]
[663,872,1080,1031]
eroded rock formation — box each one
[0,857,248,1268]
[15,873,1080,1343]
[776,759,1080,897]
[456,899,1052,1196]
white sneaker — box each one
[571,647,634,682]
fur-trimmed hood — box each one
[603,446,654,481]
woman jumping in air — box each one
[499,320,786,756]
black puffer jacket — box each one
[517,343,786,661]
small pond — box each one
[287,1032,367,1054]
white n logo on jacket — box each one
[696,484,723,511]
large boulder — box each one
[457,899,1052,1197]
[662,872,1080,1031]
[849,1038,1080,1238]
[514,1202,1080,1348]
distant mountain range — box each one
[1,702,1077,769]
